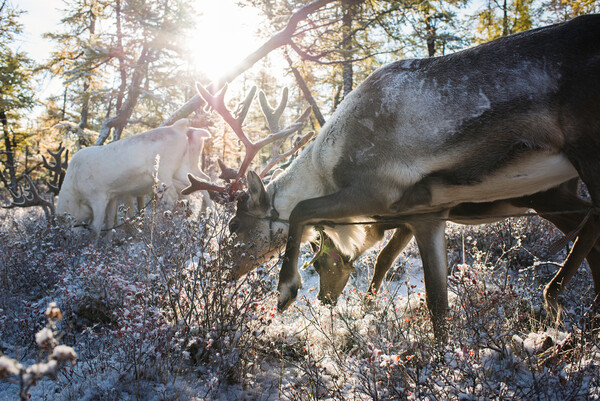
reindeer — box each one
[185,15,600,337]
[57,118,211,239]
[310,179,600,323]
[2,146,68,220]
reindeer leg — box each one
[89,198,108,244]
[411,215,449,341]
[104,198,117,243]
[278,188,388,312]
[367,224,414,297]
[558,144,600,310]
[518,182,600,306]
[544,215,600,322]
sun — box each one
[187,0,264,82]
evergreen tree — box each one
[473,0,534,43]
[541,0,600,23]
[0,1,35,192]
[44,0,199,146]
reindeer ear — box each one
[247,171,269,209]
[270,168,284,181]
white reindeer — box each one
[57,118,211,239]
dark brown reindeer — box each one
[310,179,600,323]
[186,15,600,337]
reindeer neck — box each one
[267,147,325,220]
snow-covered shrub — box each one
[0,303,76,401]
[139,201,277,394]
[254,219,600,401]
[1,196,598,400]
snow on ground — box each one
[1,205,599,400]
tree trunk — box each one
[503,0,509,36]
[425,15,436,57]
[0,110,17,192]
[77,4,96,135]
[284,54,325,127]
[61,86,68,121]
[341,0,356,100]
[115,0,127,113]
[95,46,151,145]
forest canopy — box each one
[1,0,599,196]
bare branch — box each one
[162,0,339,126]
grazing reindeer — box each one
[311,180,600,324]
[186,16,600,336]
[57,119,210,239]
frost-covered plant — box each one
[2,191,598,400]
[0,303,77,401]
[144,201,277,394]
[258,220,599,401]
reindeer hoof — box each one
[277,276,300,312]
[277,293,295,312]
[543,284,561,323]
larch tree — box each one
[44,0,110,149]
[541,0,600,23]
[473,0,535,43]
[0,1,35,193]
[44,0,198,146]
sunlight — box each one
[188,0,264,82]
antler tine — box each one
[197,83,235,126]
[197,83,263,185]
[42,147,65,171]
[255,106,312,148]
[42,146,68,195]
[181,173,227,196]
[5,175,54,211]
[259,131,315,178]
[6,183,26,207]
[217,159,238,182]
[196,82,257,151]
[259,87,288,132]
[235,85,257,124]
[199,83,228,110]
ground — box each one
[0,199,598,400]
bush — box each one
[0,202,598,400]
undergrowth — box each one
[0,204,598,400]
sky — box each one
[15,0,266,99]
[18,0,64,99]
[17,0,62,63]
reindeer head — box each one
[309,233,354,305]
[182,83,313,279]
[226,172,289,278]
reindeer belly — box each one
[427,151,578,209]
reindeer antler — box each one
[4,175,55,218]
[42,146,69,196]
[184,84,313,200]
[217,159,238,182]
[259,130,315,178]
